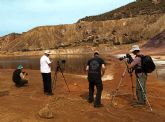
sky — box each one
[0,0,135,36]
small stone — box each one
[106,93,111,97]
[38,104,54,119]
[113,102,118,106]
[74,83,78,86]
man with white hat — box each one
[129,45,147,106]
[40,50,53,95]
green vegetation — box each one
[78,0,165,22]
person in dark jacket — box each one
[86,51,105,108]
[12,64,28,87]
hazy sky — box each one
[0,0,135,36]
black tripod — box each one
[52,61,70,92]
[111,61,135,103]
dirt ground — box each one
[0,56,165,122]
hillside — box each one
[0,33,21,49]
[0,14,165,52]
[143,29,165,48]
[78,0,165,22]
[0,0,165,52]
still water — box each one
[0,55,93,75]
[0,55,164,80]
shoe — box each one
[15,84,21,88]
[88,99,94,103]
[94,104,104,108]
[87,96,94,103]
[131,101,146,107]
[46,92,54,96]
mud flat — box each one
[0,56,165,122]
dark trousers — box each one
[41,73,52,93]
[88,78,103,105]
[15,79,28,87]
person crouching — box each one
[12,64,28,87]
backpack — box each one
[140,55,156,73]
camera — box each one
[55,59,66,72]
[119,53,133,64]
[22,72,28,76]
[57,59,66,64]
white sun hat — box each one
[130,45,140,52]
[44,50,51,54]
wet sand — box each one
[0,56,165,122]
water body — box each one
[0,55,92,75]
[153,59,165,81]
[0,55,164,80]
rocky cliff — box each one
[0,33,21,50]
[0,14,165,52]
[0,0,165,52]
[79,0,165,22]
[143,29,165,48]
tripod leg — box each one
[59,68,70,92]
[137,78,153,112]
[155,68,159,79]
[130,74,135,99]
[111,68,127,103]
[52,72,57,91]
[124,61,135,99]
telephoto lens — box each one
[61,60,66,64]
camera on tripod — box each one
[55,59,66,72]
[22,72,28,76]
[119,53,133,64]
[53,59,70,92]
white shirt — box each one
[40,55,51,73]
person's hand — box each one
[49,58,53,63]
[123,58,128,62]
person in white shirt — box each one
[40,50,53,95]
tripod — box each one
[111,61,153,112]
[111,64,135,103]
[52,61,70,92]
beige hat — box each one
[94,50,99,55]
[130,45,140,52]
[44,50,51,54]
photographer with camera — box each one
[12,64,28,87]
[128,45,147,106]
[86,51,105,108]
[40,50,53,96]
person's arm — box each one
[47,57,52,67]
[86,65,89,71]
[86,60,90,72]
[20,72,25,79]
[101,64,105,77]
[127,57,139,69]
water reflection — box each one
[0,55,94,75]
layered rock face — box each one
[0,33,21,50]
[143,29,165,48]
[136,0,161,4]
[79,0,165,22]
[0,0,165,52]
[0,14,165,52]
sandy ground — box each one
[0,56,165,122]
